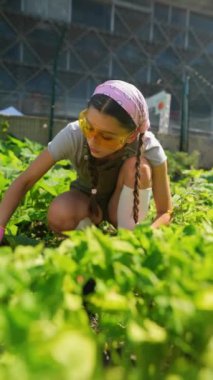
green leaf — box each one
[50,331,97,380]
[127,319,167,343]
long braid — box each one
[133,133,144,224]
[87,146,100,218]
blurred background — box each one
[0,0,213,165]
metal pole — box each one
[180,75,190,152]
[48,27,66,142]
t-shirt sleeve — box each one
[48,120,84,165]
[142,131,167,166]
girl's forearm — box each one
[151,211,172,228]
[0,177,30,227]
[0,149,55,229]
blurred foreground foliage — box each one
[0,134,212,380]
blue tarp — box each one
[0,106,24,116]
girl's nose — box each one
[89,133,101,144]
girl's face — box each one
[80,107,136,158]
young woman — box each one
[0,80,172,242]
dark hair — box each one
[87,94,144,224]
[88,94,136,132]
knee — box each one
[47,199,76,233]
[122,157,152,188]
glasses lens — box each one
[79,110,92,137]
[79,110,129,148]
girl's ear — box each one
[126,129,139,144]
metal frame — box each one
[0,0,212,132]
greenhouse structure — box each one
[0,0,213,134]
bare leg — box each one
[47,189,102,233]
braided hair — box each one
[133,132,144,223]
[87,93,144,224]
[87,151,99,217]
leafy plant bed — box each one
[0,135,212,379]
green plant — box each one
[0,119,9,135]
[0,135,212,380]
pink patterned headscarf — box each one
[93,80,150,133]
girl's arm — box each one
[0,148,55,228]
[151,161,173,228]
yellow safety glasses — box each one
[79,109,133,149]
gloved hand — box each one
[0,226,5,243]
